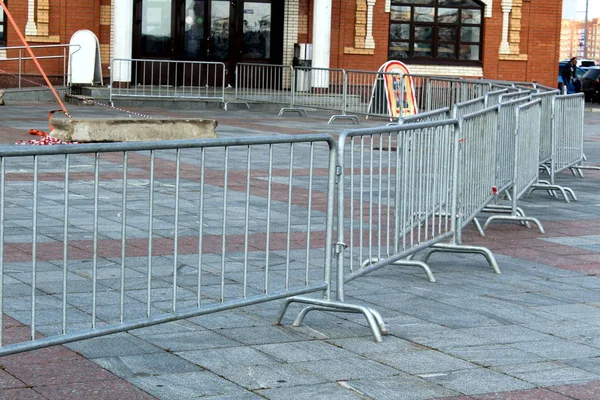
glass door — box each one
[134,0,283,83]
[139,0,174,58]
[241,1,272,61]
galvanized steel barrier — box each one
[0,135,341,356]
[292,67,355,123]
[279,121,464,339]
[452,96,486,119]
[417,107,501,271]
[109,58,226,103]
[484,99,545,232]
[397,107,450,125]
[498,90,531,103]
[226,62,294,111]
[481,97,534,227]
[0,44,80,89]
[530,93,584,202]
[484,88,509,107]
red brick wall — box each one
[302,0,563,87]
[2,0,563,87]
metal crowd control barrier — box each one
[452,96,486,119]
[0,44,80,89]
[498,90,531,103]
[279,121,462,340]
[481,97,532,225]
[225,63,294,111]
[532,90,560,166]
[485,88,509,107]
[418,107,501,271]
[422,77,464,112]
[484,99,545,232]
[494,97,531,194]
[396,107,450,125]
[291,67,357,123]
[109,58,226,103]
[0,135,342,356]
[530,93,584,202]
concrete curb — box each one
[50,118,219,142]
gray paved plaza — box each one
[0,101,599,399]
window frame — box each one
[388,0,485,66]
[0,1,6,47]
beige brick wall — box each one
[406,65,484,77]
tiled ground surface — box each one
[0,101,599,399]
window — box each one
[0,2,6,47]
[389,0,484,64]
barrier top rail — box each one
[0,135,336,157]
[399,107,450,124]
[0,43,80,60]
[110,57,227,67]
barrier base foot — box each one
[529,182,576,203]
[278,107,307,117]
[481,205,530,228]
[483,214,545,234]
[361,257,436,282]
[223,101,250,111]
[274,296,385,343]
[421,243,501,274]
[328,114,359,125]
[571,164,600,179]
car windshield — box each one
[580,61,596,67]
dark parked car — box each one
[581,67,600,103]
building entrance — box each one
[133,0,283,82]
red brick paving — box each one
[0,316,155,399]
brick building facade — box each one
[0,0,563,88]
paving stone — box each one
[485,292,574,307]
[31,378,155,400]
[509,339,600,360]
[176,345,277,369]
[135,329,240,352]
[442,345,546,367]
[6,357,117,387]
[129,371,244,399]
[0,388,48,400]
[550,380,600,400]
[200,393,262,400]
[65,333,165,358]
[564,358,600,375]
[395,324,494,348]
[492,361,600,387]
[469,388,575,399]
[214,325,312,345]
[344,374,461,400]
[93,352,203,379]
[370,349,478,375]
[326,335,424,356]
[455,325,555,345]
[423,368,535,395]
[253,340,355,362]
[257,382,365,400]
[293,356,400,381]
